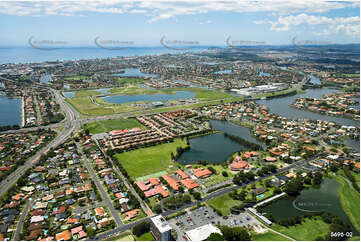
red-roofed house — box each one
[193,168,212,178]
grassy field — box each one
[136,232,154,241]
[84,118,146,134]
[114,138,187,179]
[103,231,134,241]
[332,172,360,232]
[63,75,90,80]
[65,86,241,116]
[116,78,145,85]
[271,217,330,241]
[251,231,290,241]
[202,164,234,187]
[206,193,242,216]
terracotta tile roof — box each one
[55,230,71,241]
[95,207,104,216]
[180,179,199,189]
[162,174,179,190]
[136,181,150,191]
[175,169,189,179]
[193,168,212,178]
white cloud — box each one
[0,0,358,23]
[254,13,360,37]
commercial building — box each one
[185,224,222,241]
[150,215,172,241]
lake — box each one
[209,120,265,148]
[109,68,158,78]
[63,88,112,98]
[177,132,244,164]
[0,96,22,126]
[39,74,53,84]
[256,88,359,126]
[103,91,195,104]
[261,178,356,232]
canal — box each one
[256,88,359,126]
[0,95,22,126]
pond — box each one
[214,70,232,74]
[103,91,195,104]
[0,96,22,126]
[177,133,245,164]
[40,74,53,84]
[109,68,158,78]
[258,71,273,77]
[209,120,265,148]
[256,88,359,126]
[261,178,356,232]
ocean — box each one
[0,46,214,64]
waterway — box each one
[177,133,245,164]
[109,68,158,78]
[260,178,356,232]
[256,88,359,126]
[0,96,22,126]
[103,91,195,104]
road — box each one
[0,89,80,197]
[13,199,32,240]
[76,142,123,226]
[93,139,153,216]
[93,153,325,240]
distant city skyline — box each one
[0,0,360,46]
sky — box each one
[0,0,360,47]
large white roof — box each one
[186,224,222,241]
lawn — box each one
[202,164,234,187]
[103,231,134,241]
[114,138,187,179]
[116,78,145,85]
[84,118,146,134]
[66,86,242,116]
[332,172,360,232]
[63,75,90,80]
[136,232,154,241]
[206,193,242,216]
[271,217,330,241]
[251,231,290,241]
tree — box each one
[193,192,201,200]
[313,172,322,185]
[182,194,192,203]
[220,226,251,241]
[86,228,95,238]
[132,222,150,237]
[205,233,225,241]
[154,204,162,214]
[222,171,228,177]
